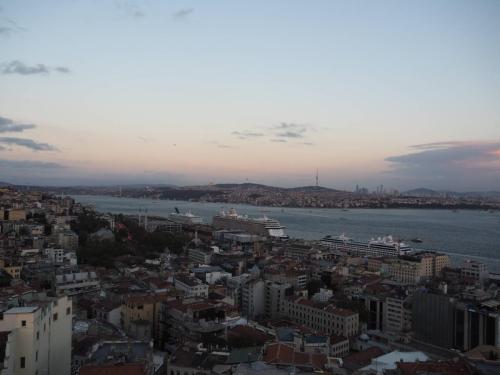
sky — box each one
[0,0,499,191]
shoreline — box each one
[70,193,500,211]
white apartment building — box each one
[0,295,72,375]
[173,275,208,298]
[188,248,212,265]
[461,260,489,281]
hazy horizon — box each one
[1,1,499,190]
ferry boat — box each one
[320,233,411,257]
[169,208,203,225]
[212,208,286,238]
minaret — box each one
[144,209,148,230]
[315,169,319,187]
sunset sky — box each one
[1,0,499,190]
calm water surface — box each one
[72,195,500,272]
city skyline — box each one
[1,1,499,190]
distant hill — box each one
[206,183,345,193]
[212,183,272,189]
[0,181,13,187]
[287,185,345,193]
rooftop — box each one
[79,363,146,375]
[5,306,38,314]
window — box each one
[66,307,71,315]
[53,313,58,321]
[20,357,26,368]
[37,331,39,340]
[21,320,26,327]
[36,351,38,361]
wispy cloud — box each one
[272,123,310,139]
[0,116,36,133]
[270,139,287,143]
[0,159,65,169]
[0,137,58,151]
[385,141,500,190]
[54,66,70,73]
[231,130,264,140]
[172,8,194,21]
[115,1,144,18]
[386,141,500,166]
[1,61,71,75]
[0,18,24,37]
[208,140,234,149]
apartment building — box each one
[174,275,208,298]
[0,295,72,375]
[121,293,167,343]
[187,247,213,265]
[241,279,265,318]
[461,260,489,281]
[55,271,100,295]
[51,229,79,251]
[384,295,412,334]
[283,244,315,259]
[387,259,423,285]
[282,297,359,337]
[5,209,26,222]
[264,269,308,289]
[265,281,291,319]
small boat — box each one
[411,238,423,243]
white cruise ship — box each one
[320,234,411,257]
[169,208,203,225]
[212,208,286,238]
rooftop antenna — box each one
[315,169,319,187]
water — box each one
[72,195,500,272]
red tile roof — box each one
[343,347,384,367]
[264,343,327,370]
[397,361,474,375]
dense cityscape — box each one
[24,183,500,210]
[2,1,499,374]
[0,187,499,374]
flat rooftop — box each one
[5,306,38,314]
